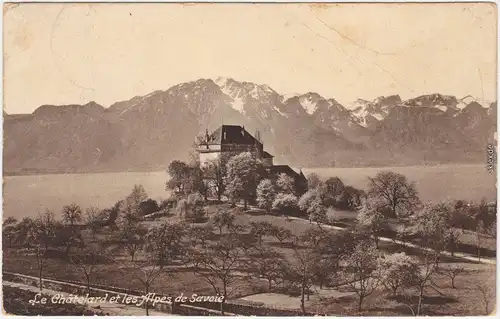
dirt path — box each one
[286,216,496,265]
[3,281,173,316]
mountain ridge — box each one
[4,77,497,174]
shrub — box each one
[139,199,160,216]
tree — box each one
[379,252,419,296]
[3,217,18,248]
[270,226,292,247]
[286,241,321,314]
[131,222,185,316]
[476,279,495,315]
[85,206,103,241]
[367,171,420,218]
[344,240,381,312]
[116,220,148,261]
[124,185,148,217]
[306,173,322,190]
[341,186,364,210]
[298,189,319,212]
[186,233,247,314]
[144,221,185,266]
[224,152,262,209]
[186,166,209,200]
[300,227,329,251]
[246,246,287,290]
[186,224,214,248]
[410,252,441,316]
[277,173,295,195]
[406,203,459,263]
[62,203,83,227]
[256,179,276,212]
[440,264,465,289]
[54,221,84,257]
[321,177,345,207]
[298,189,328,226]
[211,209,235,235]
[469,200,496,260]
[308,200,328,228]
[202,156,229,201]
[12,217,35,247]
[166,160,191,193]
[249,221,274,245]
[71,243,112,295]
[272,193,298,214]
[102,200,123,228]
[356,197,389,248]
[28,211,57,291]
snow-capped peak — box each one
[457,95,491,110]
[298,93,321,115]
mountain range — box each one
[4,77,497,174]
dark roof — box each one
[267,165,304,179]
[205,125,262,146]
[263,151,274,158]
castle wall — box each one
[199,151,220,167]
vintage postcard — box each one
[2,2,497,316]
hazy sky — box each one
[4,3,497,114]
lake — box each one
[2,164,496,219]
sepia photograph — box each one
[2,2,497,316]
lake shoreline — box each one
[2,162,489,177]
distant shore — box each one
[3,162,489,177]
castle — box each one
[196,125,307,194]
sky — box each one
[3,3,497,114]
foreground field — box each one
[3,205,496,316]
[3,164,495,219]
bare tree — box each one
[440,264,466,289]
[28,210,57,292]
[411,252,441,316]
[144,221,185,266]
[476,279,495,315]
[211,209,235,236]
[3,217,18,248]
[344,240,381,312]
[186,233,247,314]
[71,243,112,295]
[116,220,148,261]
[246,245,287,290]
[85,206,102,241]
[127,221,185,316]
[62,203,83,227]
[186,224,214,248]
[270,226,292,247]
[249,221,274,245]
[129,260,166,316]
[286,243,320,314]
[367,171,420,218]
